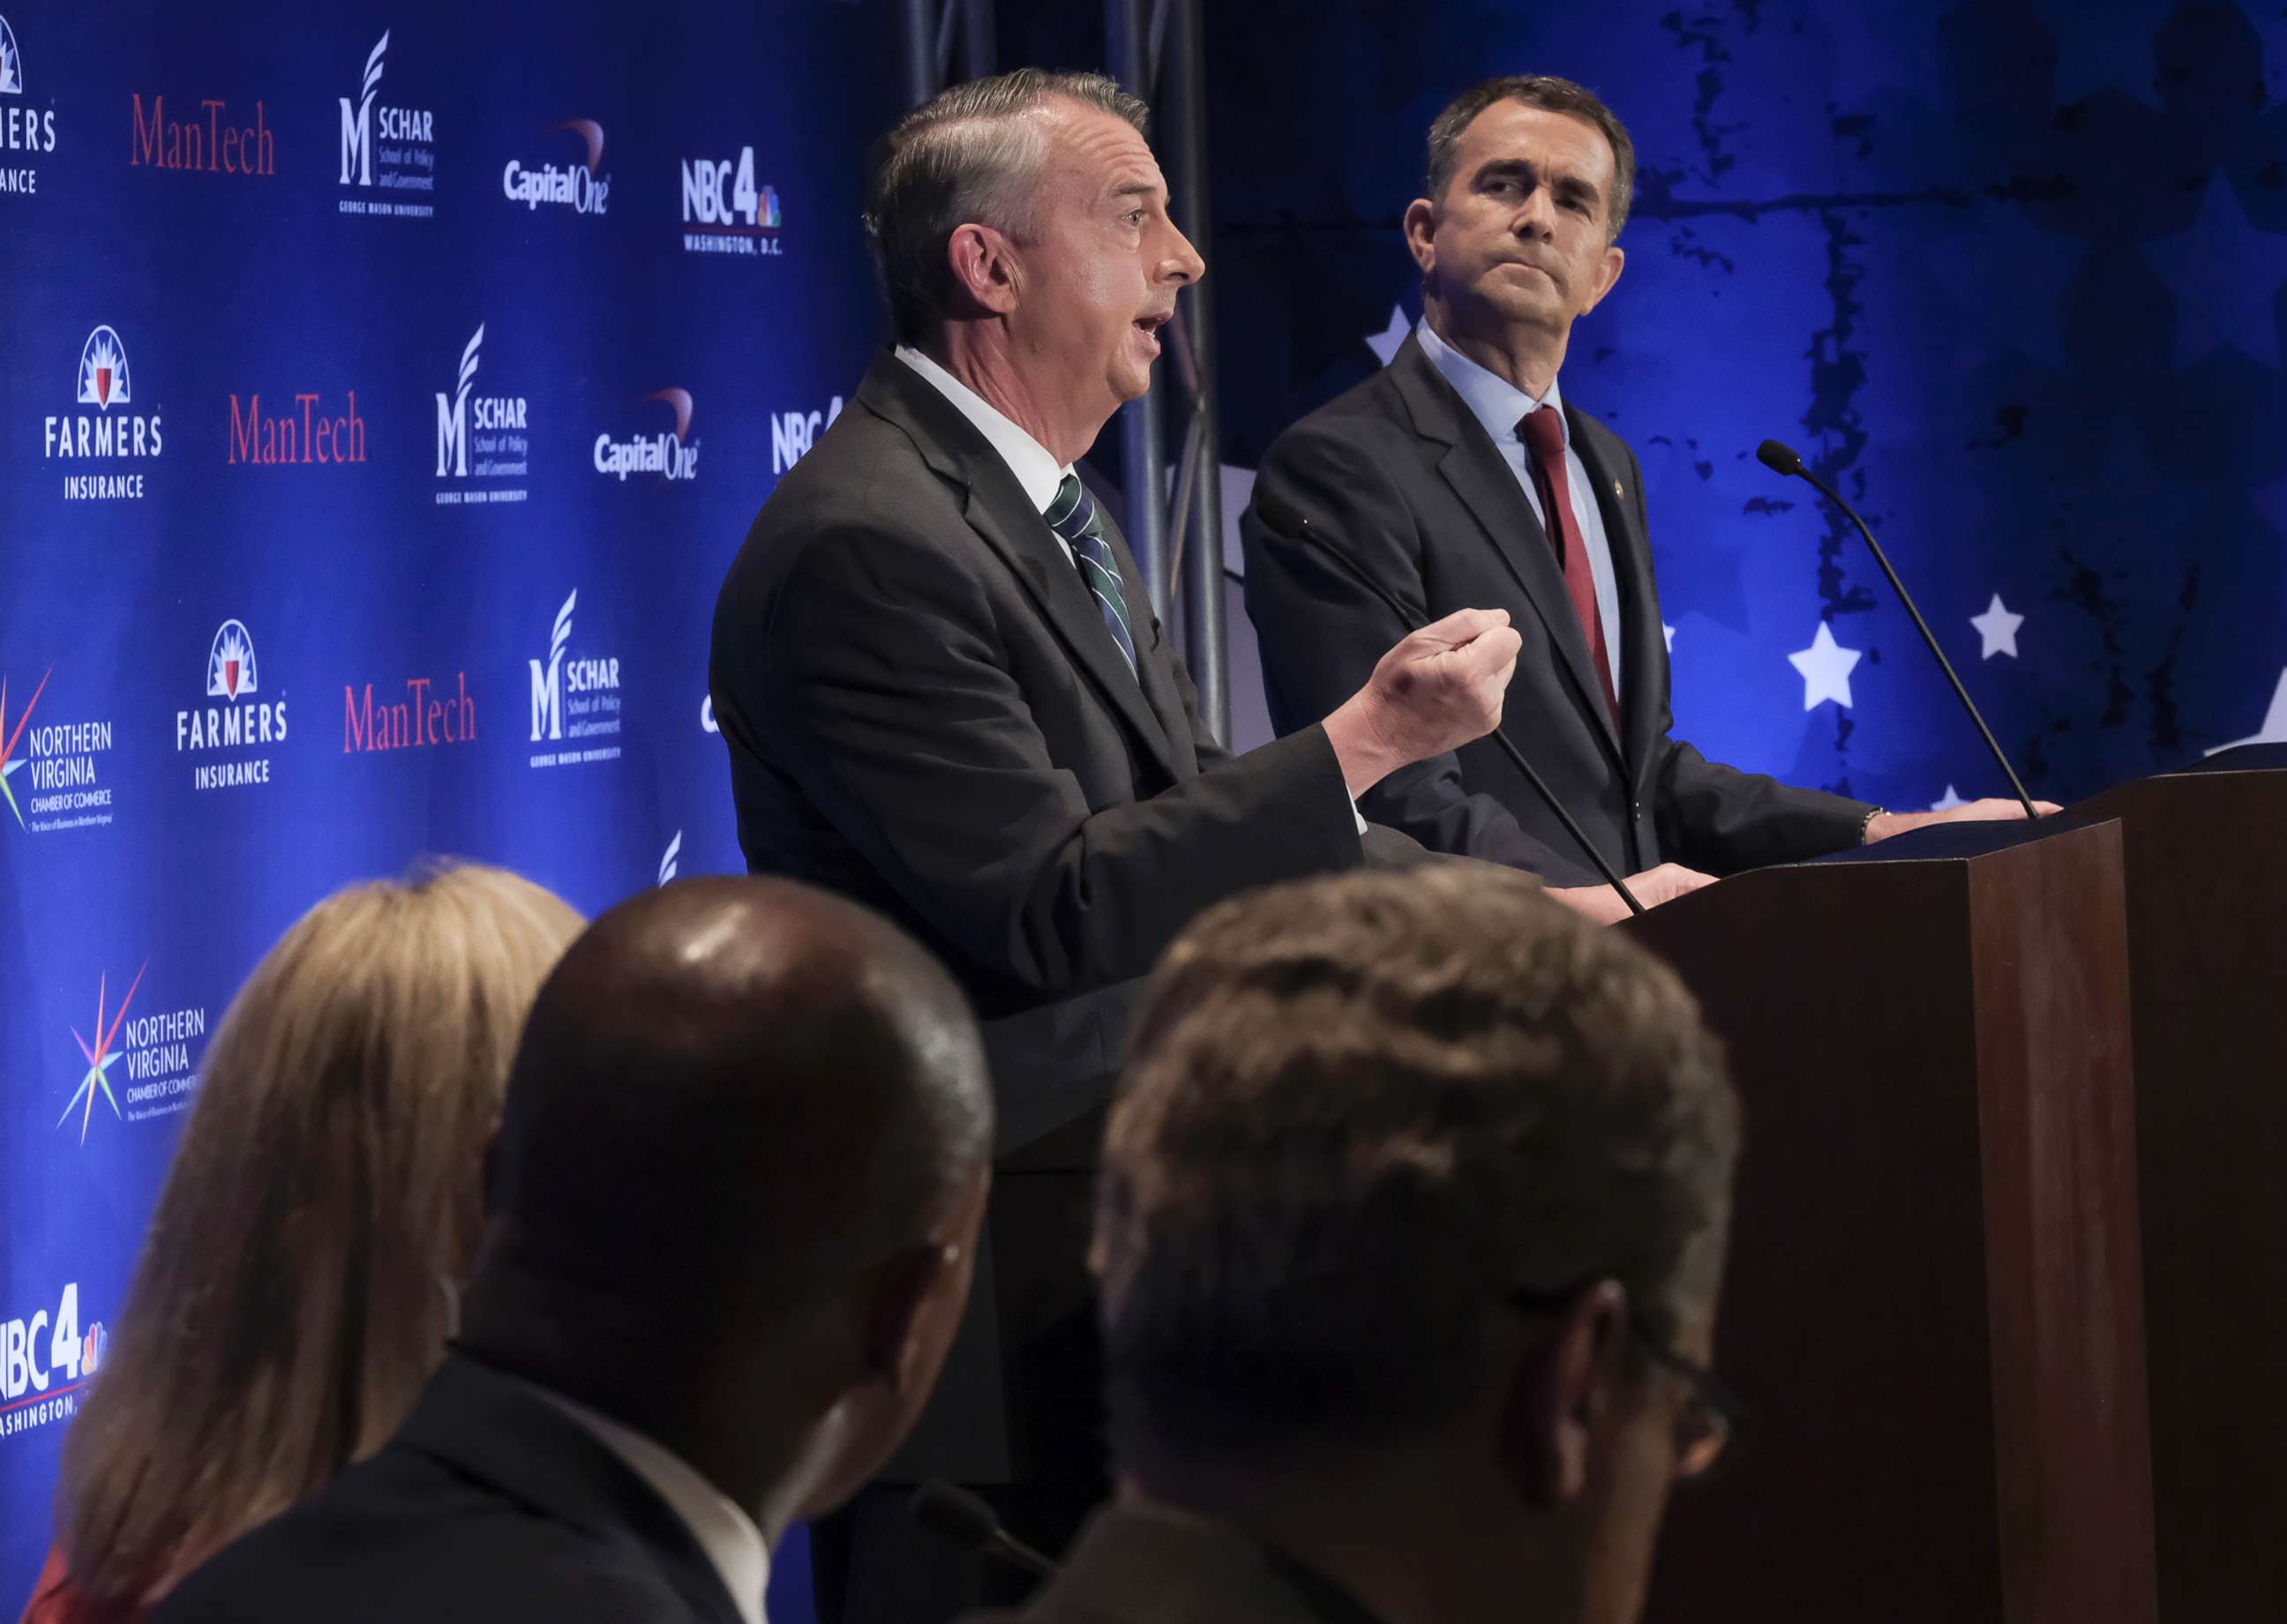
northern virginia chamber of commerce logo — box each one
[680,145,778,257]
[43,326,163,502]
[55,962,209,1143]
[344,670,475,753]
[1,1283,104,1443]
[434,324,530,505]
[338,29,435,219]
[1,12,59,198]
[594,388,698,483]
[0,668,117,834]
[176,619,287,790]
[129,84,273,178]
[504,117,609,215]
[527,590,622,767]
[771,397,843,475]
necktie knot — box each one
[1517,405,1566,465]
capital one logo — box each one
[529,590,575,740]
[338,30,387,183]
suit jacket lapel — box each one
[854,356,1180,777]
[1567,408,1666,781]
[1390,335,1624,771]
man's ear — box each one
[946,222,1024,318]
[1578,243,1625,318]
[1496,1280,1630,1508]
[1402,197,1439,278]
[859,1240,960,1394]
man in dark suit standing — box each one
[709,69,1520,1621]
[1243,77,2046,921]
[979,864,1742,1624]
[149,877,997,1624]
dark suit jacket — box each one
[146,1356,742,1624]
[1243,332,1871,883]
[710,352,1404,1483]
[964,1501,1385,1624]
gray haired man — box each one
[709,69,1526,1623]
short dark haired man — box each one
[977,864,1740,1624]
[1244,76,2051,922]
[712,69,1525,1620]
[148,877,994,1624]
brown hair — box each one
[866,68,1149,347]
[56,864,581,1613]
[1426,75,1637,240]
[1094,865,1736,1462]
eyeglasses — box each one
[1509,1284,1743,1481]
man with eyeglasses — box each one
[971,863,1740,1624]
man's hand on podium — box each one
[1864,797,2063,843]
[1552,862,1715,926]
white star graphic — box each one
[1661,622,1676,653]
[1931,783,1968,811]
[2206,667,2287,755]
[2145,175,2287,370]
[1787,621,1863,711]
[1364,304,1410,368]
[1969,593,2024,660]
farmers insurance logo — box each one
[681,145,780,257]
[54,962,209,1143]
[175,619,287,790]
[434,324,530,505]
[1,13,60,198]
[595,388,699,483]
[527,590,622,768]
[0,669,117,834]
[337,29,435,219]
[1,1283,104,1442]
[43,326,164,502]
[504,118,609,215]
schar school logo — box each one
[1,669,117,834]
[176,619,287,790]
[657,830,681,886]
[337,30,435,220]
[526,590,622,768]
[771,397,844,475]
[503,118,609,215]
[43,326,164,502]
[594,389,698,483]
[54,964,208,1141]
[1,13,60,199]
[680,146,780,257]
[0,1283,103,1442]
[434,324,530,505]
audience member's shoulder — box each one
[146,1445,706,1624]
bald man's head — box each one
[478,876,992,1314]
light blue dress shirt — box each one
[1414,318,1624,702]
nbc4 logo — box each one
[0,1283,103,1403]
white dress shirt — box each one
[1415,317,1625,701]
[535,1387,769,1624]
[890,345,1367,836]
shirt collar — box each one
[894,343,1070,513]
[529,1385,769,1624]
[1415,316,1566,450]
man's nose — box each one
[1514,184,1556,240]
[1161,221,1205,286]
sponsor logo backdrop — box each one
[0,3,899,1613]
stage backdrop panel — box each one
[0,2,900,1615]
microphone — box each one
[908,1480,1061,1581]
[1755,440,2039,819]
[1252,493,1645,917]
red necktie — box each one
[1518,408,1621,730]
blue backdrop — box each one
[0,1,900,1611]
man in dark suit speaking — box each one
[710,69,1519,1620]
[1243,76,2044,921]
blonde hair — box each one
[56,863,582,1613]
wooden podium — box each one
[1621,817,2156,1624]
[2061,745,2287,1623]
